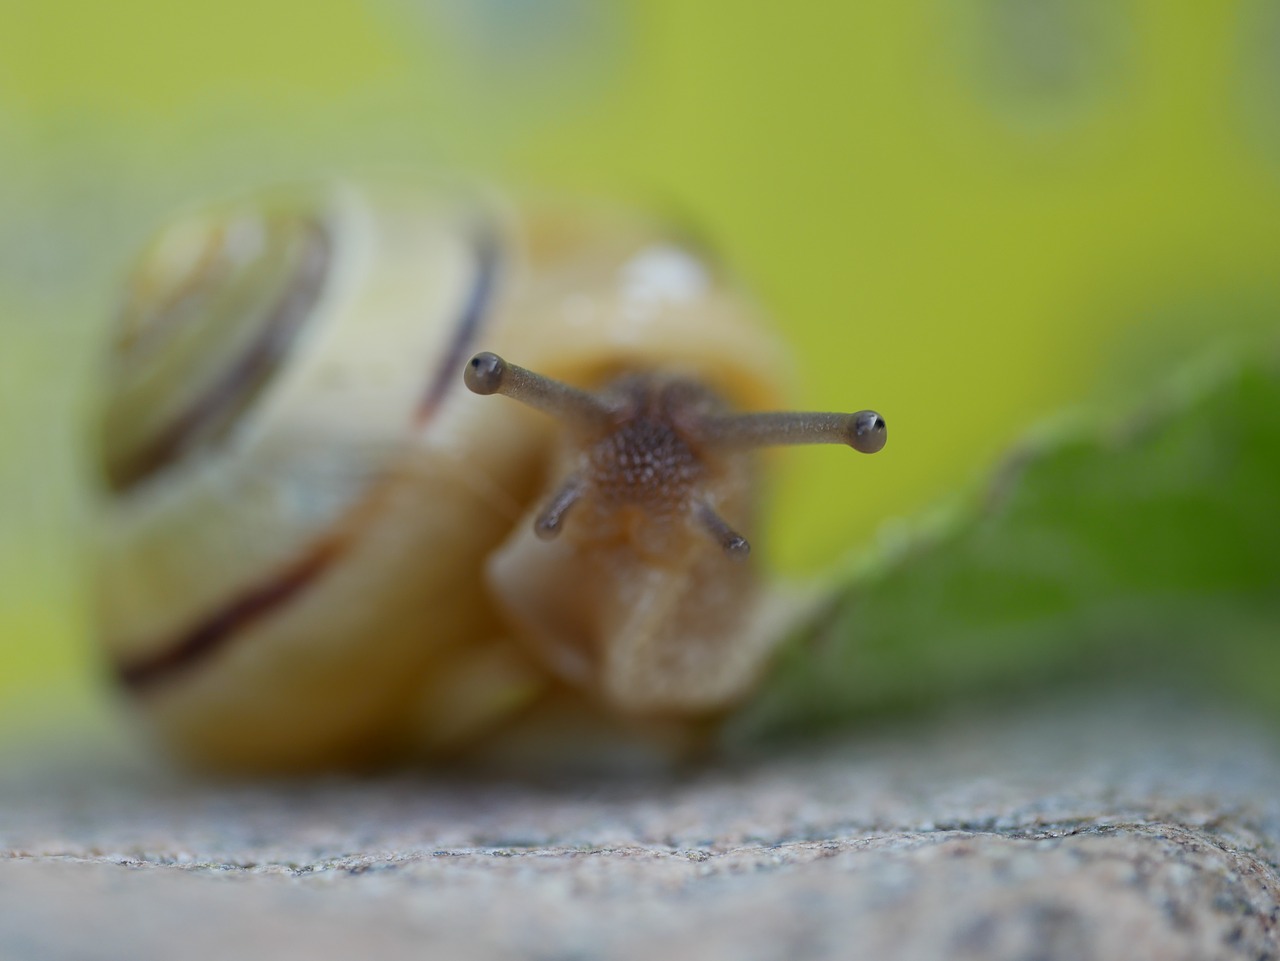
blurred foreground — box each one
[3,693,1279,960]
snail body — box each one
[93,180,885,771]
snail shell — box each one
[92,180,884,772]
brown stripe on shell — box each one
[415,228,502,424]
[112,230,503,694]
[105,221,332,493]
[113,522,352,691]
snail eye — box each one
[850,410,887,454]
[464,352,508,395]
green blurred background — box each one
[1,1,1278,729]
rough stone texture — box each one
[3,693,1280,960]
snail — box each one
[92,179,886,772]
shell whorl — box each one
[98,198,331,493]
[92,183,538,770]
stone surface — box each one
[3,693,1280,960]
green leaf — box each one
[732,343,1280,741]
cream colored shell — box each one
[94,179,794,771]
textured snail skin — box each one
[93,180,797,772]
[488,377,782,717]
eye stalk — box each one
[465,351,617,431]
[695,408,889,454]
[463,351,885,557]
